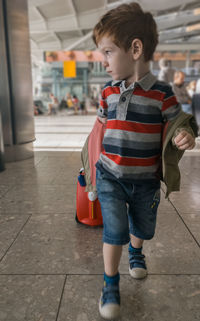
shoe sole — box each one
[129,267,147,279]
[99,297,120,320]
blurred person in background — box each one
[172,71,192,114]
[195,78,200,94]
[33,103,44,116]
[66,93,73,109]
[187,80,196,98]
[59,97,68,110]
[72,94,80,115]
[80,93,88,115]
[191,79,200,130]
[48,93,59,115]
[158,58,175,84]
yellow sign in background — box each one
[63,61,76,78]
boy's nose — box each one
[102,60,108,68]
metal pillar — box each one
[83,69,88,96]
[0,112,5,171]
[185,51,191,74]
[0,0,35,162]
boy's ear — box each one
[131,39,143,60]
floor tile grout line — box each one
[55,274,67,321]
[0,273,199,276]
[0,214,32,265]
[169,201,200,248]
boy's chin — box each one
[111,75,119,80]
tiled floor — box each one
[0,112,200,321]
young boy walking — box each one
[92,2,196,320]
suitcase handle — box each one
[89,201,95,220]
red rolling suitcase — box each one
[76,170,103,227]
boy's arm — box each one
[162,86,196,150]
[97,86,108,123]
[173,129,196,150]
[98,116,107,124]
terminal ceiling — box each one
[28,0,200,63]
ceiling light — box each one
[186,23,200,32]
[193,8,200,15]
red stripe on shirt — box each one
[100,100,108,109]
[104,86,121,97]
[133,87,164,101]
[106,120,162,133]
[162,95,178,111]
[102,151,159,166]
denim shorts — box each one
[96,169,161,245]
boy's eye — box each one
[105,50,111,55]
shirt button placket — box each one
[122,96,126,102]
[117,95,127,120]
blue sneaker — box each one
[128,245,147,279]
[99,282,120,320]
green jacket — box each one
[162,111,198,198]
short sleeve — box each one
[161,86,181,122]
[97,87,108,118]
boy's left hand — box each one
[174,130,196,150]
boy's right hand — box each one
[98,116,107,124]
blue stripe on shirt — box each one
[126,111,163,123]
[104,144,161,158]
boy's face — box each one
[98,36,135,83]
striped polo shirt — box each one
[96,72,181,182]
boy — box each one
[92,2,196,320]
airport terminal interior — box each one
[0,0,200,320]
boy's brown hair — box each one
[93,2,158,62]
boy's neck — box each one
[125,61,150,88]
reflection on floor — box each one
[0,113,200,321]
[33,111,97,151]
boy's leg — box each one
[103,243,122,276]
[128,182,161,280]
[99,243,122,319]
[96,169,129,320]
[130,234,143,249]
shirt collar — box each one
[135,72,157,91]
[120,81,134,92]
[112,80,122,86]
[111,72,157,91]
